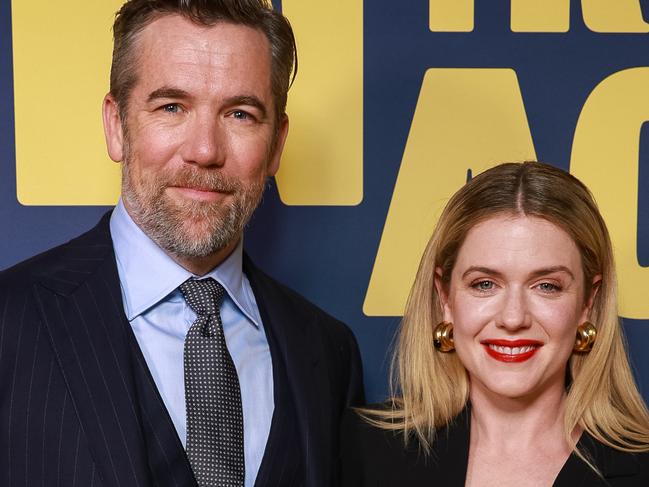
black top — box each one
[341,407,649,486]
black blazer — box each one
[0,213,364,487]
[341,407,649,486]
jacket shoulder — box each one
[244,255,366,405]
[589,439,649,484]
[0,213,112,295]
[243,255,353,338]
[341,406,442,486]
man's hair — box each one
[110,0,297,123]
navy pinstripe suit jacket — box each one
[0,213,364,487]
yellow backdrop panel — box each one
[12,0,122,205]
[13,0,364,207]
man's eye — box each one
[162,104,181,113]
[232,110,251,120]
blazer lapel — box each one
[244,256,331,487]
[440,411,642,486]
[554,433,642,486]
[32,215,154,486]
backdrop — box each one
[2,0,649,403]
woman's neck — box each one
[464,381,580,487]
[468,379,575,452]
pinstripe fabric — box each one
[0,214,365,487]
[128,322,198,487]
[0,258,104,486]
[242,254,365,487]
[0,216,192,487]
[252,314,303,487]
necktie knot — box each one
[180,278,225,317]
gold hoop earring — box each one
[433,322,455,352]
[574,322,597,353]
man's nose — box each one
[181,112,225,167]
[496,287,531,331]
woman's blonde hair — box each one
[364,161,649,457]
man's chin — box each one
[161,235,225,260]
[125,187,253,260]
[162,221,238,257]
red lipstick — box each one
[480,339,543,363]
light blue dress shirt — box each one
[110,200,273,487]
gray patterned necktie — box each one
[180,278,244,487]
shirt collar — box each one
[109,199,260,328]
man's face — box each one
[103,15,288,264]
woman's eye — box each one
[473,280,494,291]
[537,282,560,293]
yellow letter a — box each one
[571,68,649,319]
[364,69,536,316]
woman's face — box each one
[437,214,598,402]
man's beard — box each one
[121,151,266,261]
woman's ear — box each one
[584,274,602,317]
[434,267,453,323]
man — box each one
[0,1,364,486]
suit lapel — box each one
[244,256,331,487]
[33,214,192,487]
[554,433,642,486]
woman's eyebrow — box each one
[528,266,575,280]
[461,265,575,280]
[462,266,503,279]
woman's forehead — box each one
[453,215,582,276]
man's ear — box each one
[434,267,453,323]
[102,94,124,163]
[267,113,289,177]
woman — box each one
[341,162,649,486]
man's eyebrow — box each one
[224,95,268,118]
[146,87,191,103]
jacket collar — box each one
[35,212,114,296]
[555,432,644,484]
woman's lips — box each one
[480,339,543,363]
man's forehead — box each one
[137,14,271,62]
[127,14,274,104]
